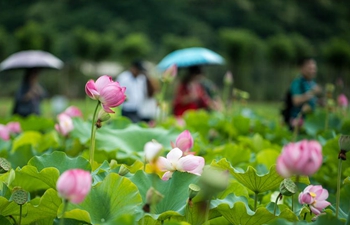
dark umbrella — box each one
[0,50,64,71]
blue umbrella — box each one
[157,47,225,71]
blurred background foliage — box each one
[0,0,349,101]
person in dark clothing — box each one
[12,68,46,117]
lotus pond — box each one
[0,96,350,225]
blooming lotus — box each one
[6,122,21,134]
[172,130,193,154]
[299,185,330,215]
[56,169,92,204]
[0,125,10,141]
[157,148,205,180]
[337,94,348,108]
[63,106,83,118]
[85,75,126,113]
[276,140,323,178]
[55,113,74,136]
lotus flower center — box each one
[309,192,316,198]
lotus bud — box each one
[279,178,297,196]
[0,158,11,174]
[338,135,350,160]
[118,165,130,176]
[96,109,111,128]
[143,187,164,212]
[12,187,28,205]
[162,64,177,83]
[145,187,164,205]
[188,183,201,200]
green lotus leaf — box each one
[212,194,297,225]
[36,130,60,152]
[7,145,35,168]
[12,165,58,192]
[205,143,251,167]
[211,158,283,193]
[62,173,142,224]
[0,215,12,225]
[71,119,180,160]
[256,149,280,169]
[129,170,200,220]
[232,115,251,135]
[20,188,61,224]
[0,196,22,216]
[28,151,91,174]
[11,115,55,132]
[11,131,42,152]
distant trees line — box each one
[0,0,349,100]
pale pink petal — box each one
[310,205,321,215]
[175,130,193,153]
[85,80,99,99]
[298,192,313,205]
[6,122,21,133]
[64,106,83,118]
[314,200,331,210]
[161,171,174,181]
[0,125,10,141]
[95,75,113,93]
[276,156,292,178]
[166,148,183,164]
[102,104,115,114]
[157,157,174,171]
[177,155,205,175]
[99,84,126,108]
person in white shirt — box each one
[116,60,155,123]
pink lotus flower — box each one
[85,75,126,113]
[6,122,21,134]
[0,125,10,141]
[337,94,348,108]
[63,106,83,118]
[144,141,163,163]
[157,148,205,180]
[276,140,323,178]
[55,113,74,136]
[299,185,330,215]
[172,130,193,154]
[56,169,92,204]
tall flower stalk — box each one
[85,75,126,166]
[89,102,100,166]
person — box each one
[116,60,156,123]
[173,66,219,117]
[285,57,323,129]
[12,68,46,117]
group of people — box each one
[11,57,325,131]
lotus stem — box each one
[274,193,282,216]
[59,199,69,225]
[19,205,22,225]
[336,158,343,218]
[89,101,100,167]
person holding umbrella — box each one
[173,66,219,116]
[12,68,46,117]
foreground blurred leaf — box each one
[63,173,142,224]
